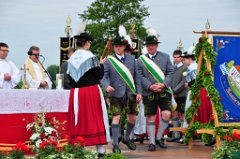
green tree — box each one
[47,65,59,89]
[79,0,149,55]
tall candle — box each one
[57,78,62,89]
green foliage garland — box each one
[185,37,223,123]
[184,36,223,143]
[186,37,223,122]
[185,36,240,146]
[103,153,127,159]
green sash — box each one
[139,54,177,111]
[108,56,136,94]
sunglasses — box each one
[0,49,9,52]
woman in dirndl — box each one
[67,32,110,158]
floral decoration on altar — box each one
[26,112,59,149]
[0,112,126,159]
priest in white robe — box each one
[0,42,21,89]
[24,46,52,89]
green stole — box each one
[139,54,177,111]
[108,55,136,94]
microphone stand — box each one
[37,55,56,88]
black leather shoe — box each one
[156,138,167,148]
[166,137,180,142]
[176,138,184,144]
[122,138,136,150]
[97,153,105,159]
[112,145,121,153]
[148,143,156,151]
[118,136,122,144]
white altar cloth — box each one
[0,89,70,114]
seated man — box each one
[24,46,52,89]
[0,42,21,89]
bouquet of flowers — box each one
[22,112,127,159]
[26,112,59,149]
[212,132,240,159]
[0,142,30,159]
[35,135,99,159]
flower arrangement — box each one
[0,142,30,159]
[0,112,127,159]
[212,132,240,159]
[26,112,59,150]
[35,136,98,159]
[0,136,98,159]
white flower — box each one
[35,139,42,147]
[44,127,55,134]
[26,122,35,130]
[30,133,40,141]
[45,131,49,136]
[182,72,187,77]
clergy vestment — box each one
[0,59,21,89]
[24,58,52,89]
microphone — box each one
[39,54,45,62]
[28,51,45,62]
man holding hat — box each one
[101,34,142,153]
[138,29,174,151]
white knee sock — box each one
[96,145,104,154]
[172,118,180,138]
[147,122,155,144]
[156,119,169,140]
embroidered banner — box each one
[213,35,240,122]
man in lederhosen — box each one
[138,29,174,151]
[101,35,142,153]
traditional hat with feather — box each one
[145,28,161,45]
[74,22,93,41]
[112,25,130,45]
[181,44,195,58]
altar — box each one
[0,89,70,144]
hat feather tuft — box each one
[118,25,127,37]
[146,28,159,37]
[187,43,195,55]
[77,21,87,35]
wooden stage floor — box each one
[89,140,213,159]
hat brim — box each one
[113,42,127,46]
[145,41,161,45]
[181,54,195,58]
[74,34,93,41]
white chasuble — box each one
[0,59,21,89]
